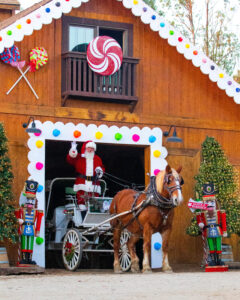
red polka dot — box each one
[26,19,31,24]
[0,37,2,42]
[178,37,183,42]
[193,50,198,55]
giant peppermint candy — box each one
[87,36,123,76]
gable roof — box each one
[0,0,239,104]
[0,0,20,10]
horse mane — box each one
[155,169,166,193]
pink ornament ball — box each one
[36,162,43,170]
[154,169,160,176]
[34,130,42,137]
[132,134,140,142]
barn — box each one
[0,0,239,268]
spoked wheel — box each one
[62,228,83,271]
[119,229,131,272]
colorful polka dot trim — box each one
[45,8,50,13]
[160,22,165,27]
[169,30,174,35]
[143,7,147,12]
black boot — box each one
[20,252,28,264]
[208,253,216,266]
[216,253,225,266]
[27,252,36,265]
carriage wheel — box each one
[62,228,83,271]
[119,229,131,272]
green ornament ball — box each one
[115,133,122,141]
[36,237,44,245]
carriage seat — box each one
[64,179,107,198]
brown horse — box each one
[109,165,183,273]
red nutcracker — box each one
[15,180,43,265]
[196,183,227,266]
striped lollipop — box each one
[29,47,48,72]
[87,36,123,76]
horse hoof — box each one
[162,267,173,273]
[142,268,152,274]
[114,266,123,274]
[131,267,140,273]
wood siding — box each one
[0,0,240,265]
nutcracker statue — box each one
[15,180,44,265]
[196,183,228,268]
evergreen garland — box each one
[187,136,240,236]
[0,123,18,243]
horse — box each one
[109,164,184,273]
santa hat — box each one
[81,140,96,157]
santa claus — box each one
[66,140,105,211]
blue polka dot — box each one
[236,88,240,93]
[160,22,165,27]
[149,135,156,143]
[37,185,43,193]
[143,7,147,12]
[154,242,162,250]
[152,15,156,20]
[53,129,60,137]
[210,65,215,70]
[55,2,61,7]
[45,8,50,13]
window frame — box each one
[62,15,133,56]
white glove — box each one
[69,141,78,158]
[198,222,204,229]
[95,167,103,178]
[18,219,24,225]
[223,232,228,238]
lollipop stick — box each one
[17,66,39,99]
[6,66,30,95]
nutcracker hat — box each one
[202,183,216,201]
[81,140,96,157]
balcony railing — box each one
[62,52,139,112]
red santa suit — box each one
[66,141,105,206]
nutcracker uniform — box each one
[15,180,43,265]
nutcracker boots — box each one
[20,252,28,264]
[215,253,225,266]
[26,252,36,265]
[209,253,216,266]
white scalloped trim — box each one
[0,0,239,103]
[27,120,168,267]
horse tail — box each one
[109,193,120,227]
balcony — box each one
[62,52,139,112]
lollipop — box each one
[0,45,25,68]
[4,47,48,99]
[87,36,123,76]
[29,47,48,72]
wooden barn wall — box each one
[0,0,240,264]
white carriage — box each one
[45,178,131,271]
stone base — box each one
[0,266,45,275]
[205,265,228,272]
[228,262,240,269]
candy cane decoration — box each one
[87,36,123,76]
[202,233,208,266]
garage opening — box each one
[45,140,145,269]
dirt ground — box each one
[0,266,240,300]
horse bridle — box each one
[146,174,183,209]
[164,173,183,196]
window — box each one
[61,16,139,112]
[62,16,133,56]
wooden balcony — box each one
[62,52,139,112]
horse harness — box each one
[123,175,182,230]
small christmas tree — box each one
[187,136,240,236]
[0,123,18,243]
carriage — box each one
[45,177,131,271]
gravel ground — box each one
[0,267,240,300]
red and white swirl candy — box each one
[87,36,123,76]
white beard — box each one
[85,151,94,160]
[85,151,94,176]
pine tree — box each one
[187,136,240,236]
[0,123,18,243]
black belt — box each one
[76,174,97,181]
[23,222,34,226]
[204,224,220,229]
